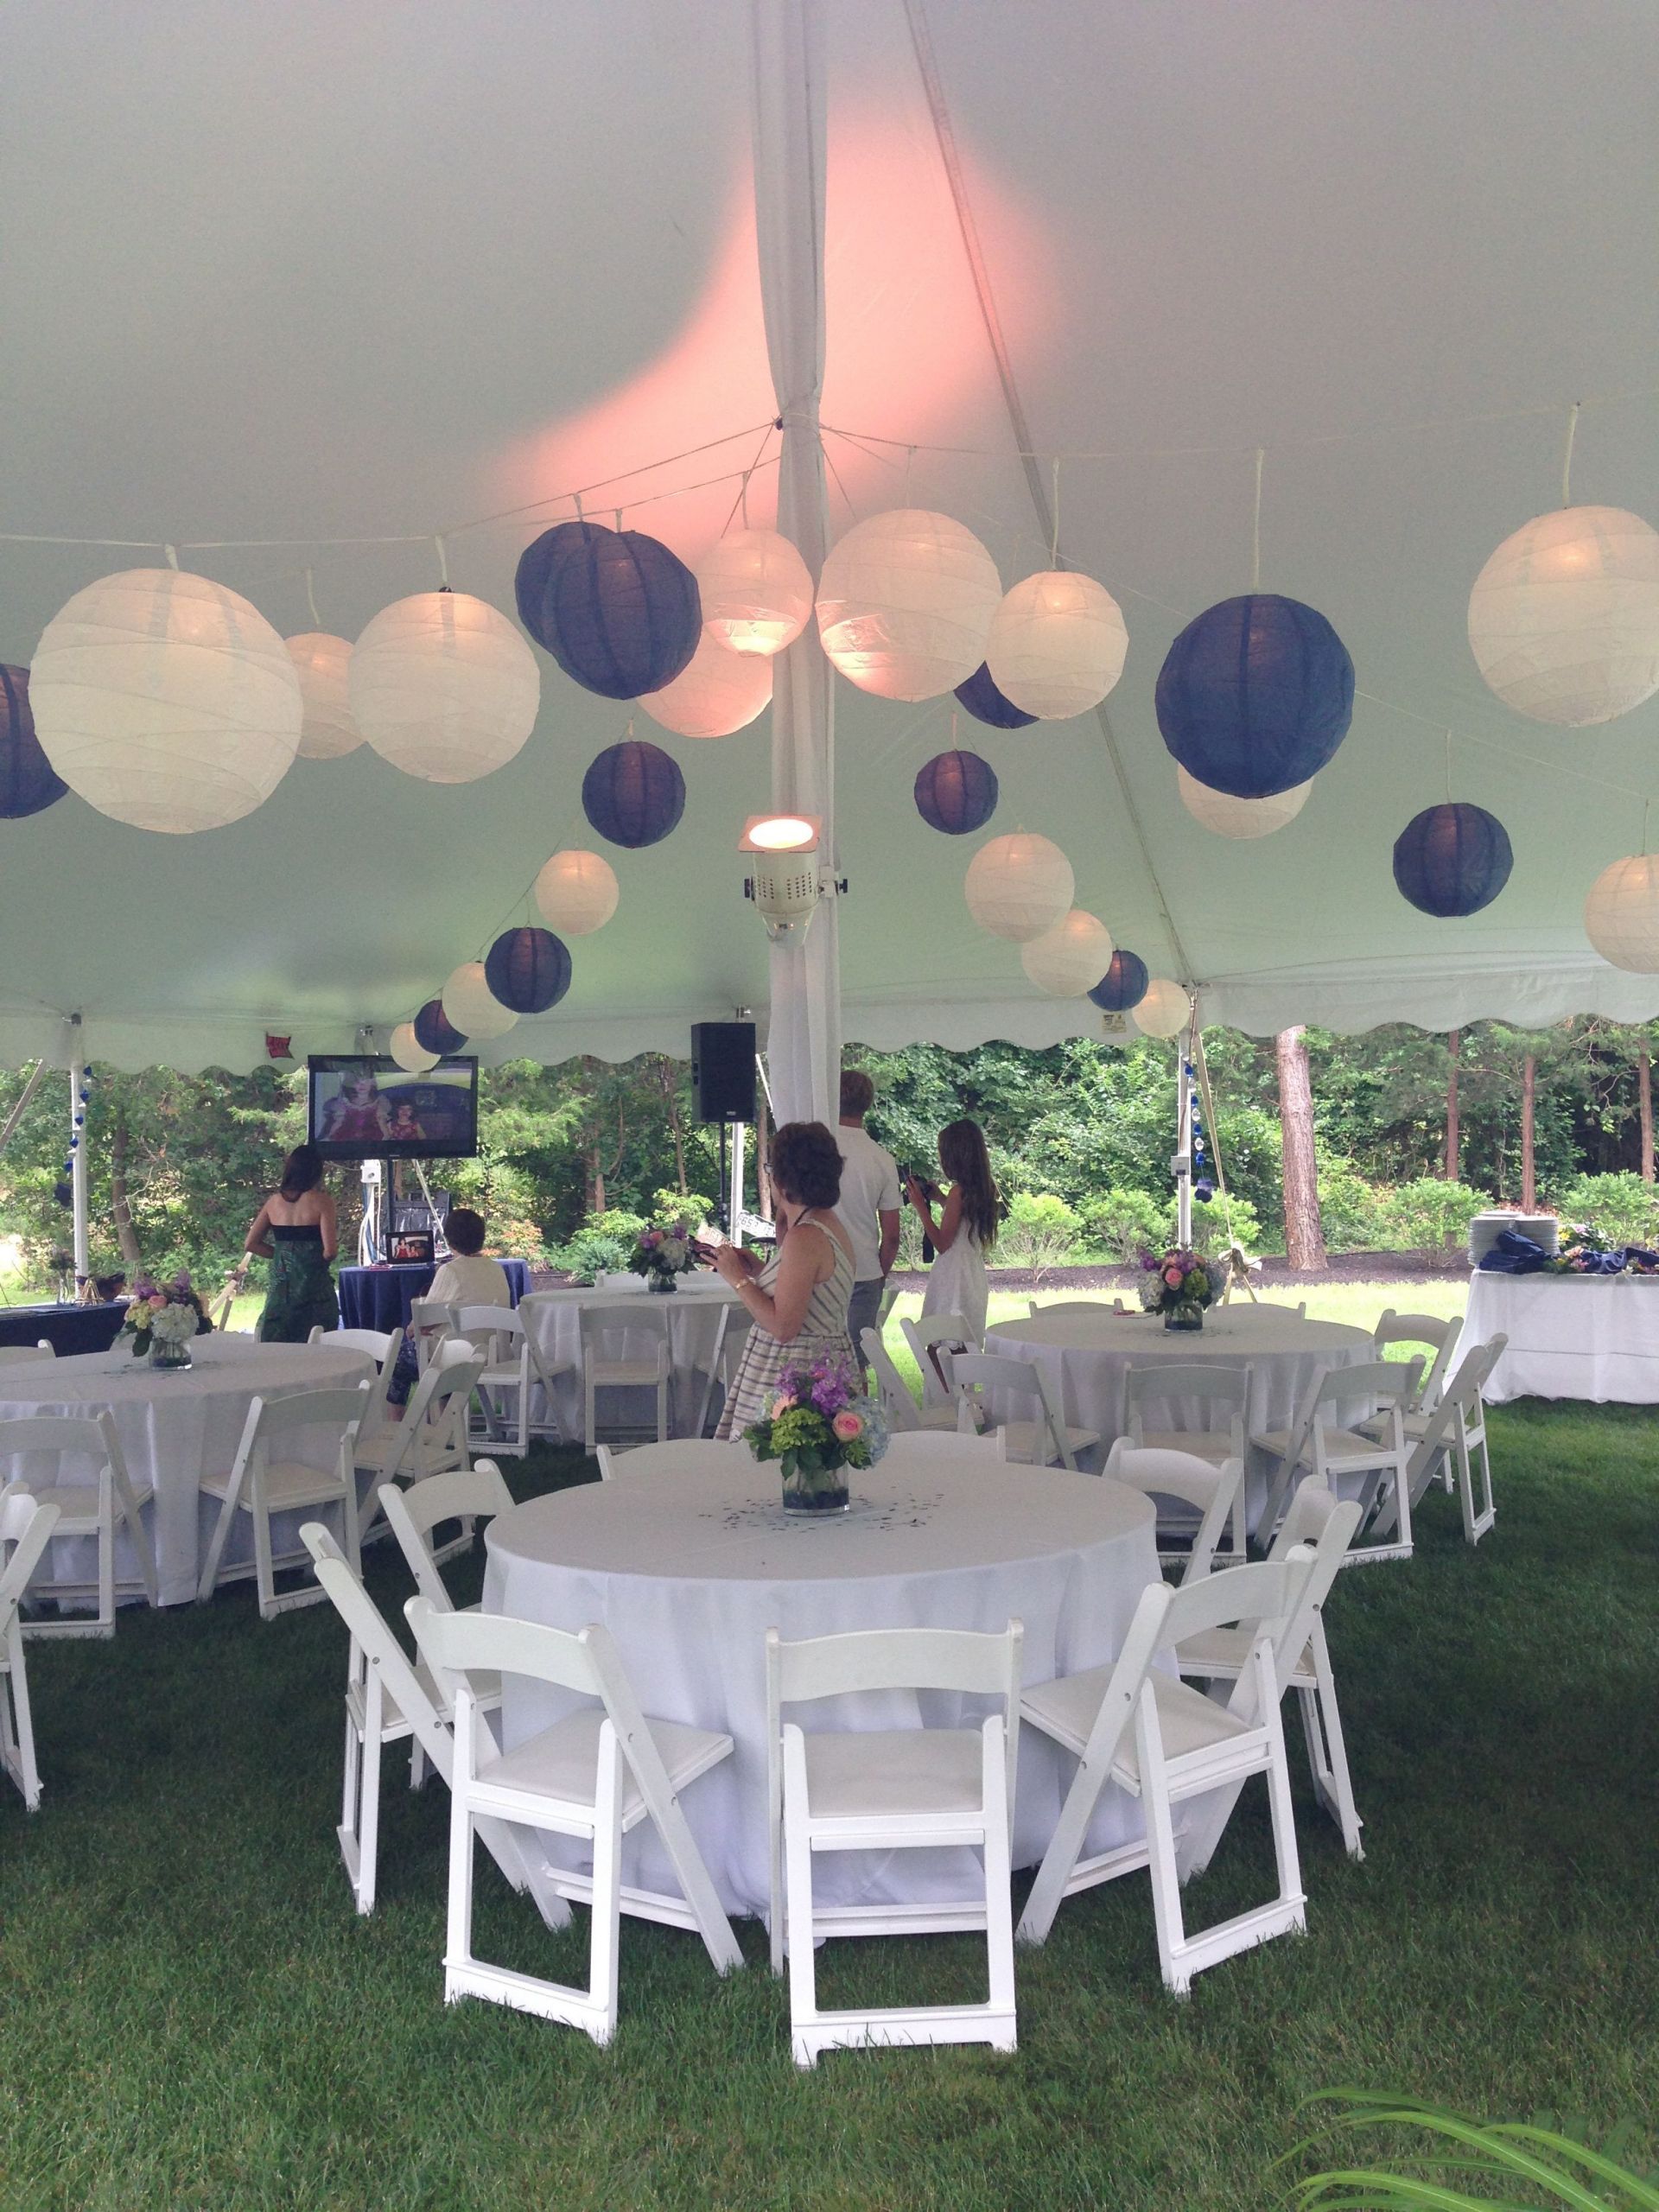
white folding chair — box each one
[579,1300,671,1450]
[0,1488,60,1808]
[448,1305,565,1456]
[880,1428,1007,1463]
[1017,1559,1311,1992]
[0,1342,57,1367]
[353,1353,484,1541]
[0,1411,160,1636]
[899,1313,979,1409]
[197,1384,368,1618]
[408,1298,455,1373]
[859,1327,958,1434]
[951,1351,1099,1470]
[308,1325,398,1366]
[594,1438,747,1482]
[1104,1440,1244,1585]
[1254,1358,1421,1563]
[1372,1310,1461,1414]
[380,1462,516,1614]
[1400,1334,1505,1545]
[1125,1363,1251,1561]
[1027,1299,1125,1318]
[691,1302,751,1439]
[408,1599,741,2044]
[766,1619,1023,2068]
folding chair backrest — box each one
[246,1383,370,1449]
[580,1300,671,1357]
[1238,1500,1361,1675]
[0,1412,115,1469]
[381,1463,515,1611]
[299,1522,449,1756]
[880,1429,1007,1462]
[1373,1310,1460,1408]
[310,1326,397,1366]
[951,1352,1066,1462]
[860,1326,923,1431]
[596,1439,747,1481]
[453,1306,523,1361]
[1271,1476,1347,1556]
[1412,1333,1505,1452]
[899,1313,975,1403]
[409,1300,454,1370]
[1126,1363,1247,1417]
[1028,1299,1124,1318]
[0,1488,62,1618]
[1318,1357,1419,1412]
[410,1594,606,1707]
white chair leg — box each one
[1135,1707,1191,1996]
[442,1786,479,2002]
[251,1473,277,1621]
[586,1728,626,2047]
[195,1483,241,1604]
[1299,1635,1363,1860]
[782,1727,822,2067]
[355,1665,385,1915]
[95,1471,115,1637]
[980,1719,1018,2050]
[3,1629,41,1811]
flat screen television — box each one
[307,1055,479,1162]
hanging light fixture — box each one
[390,1022,440,1074]
[1133,978,1190,1037]
[1088,949,1150,1012]
[441,962,519,1041]
[639,631,772,738]
[522,520,702,700]
[1393,803,1514,917]
[0,664,68,818]
[817,510,1002,701]
[914,749,998,835]
[1157,594,1354,798]
[284,633,363,760]
[1584,854,1659,972]
[582,738,686,847]
[485,927,572,1014]
[1468,504,1659,726]
[413,998,467,1057]
[954,661,1038,730]
[739,814,823,940]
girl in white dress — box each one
[906,1117,999,1344]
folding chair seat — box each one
[951,1351,1099,1469]
[691,1301,752,1439]
[0,1488,60,1808]
[1397,1334,1505,1545]
[197,1385,368,1618]
[408,1599,741,2044]
[1017,1558,1312,1992]
[579,1301,671,1450]
[1103,1440,1244,1584]
[879,1429,1007,1464]
[449,1305,566,1456]
[594,1438,748,1481]
[1253,1358,1420,1562]
[859,1327,958,1433]
[1124,1362,1251,1561]
[0,1411,160,1637]
[766,1618,1022,2067]
[0,1343,56,1368]
[899,1313,979,1409]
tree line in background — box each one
[0,1016,1656,1296]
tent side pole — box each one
[1175,1023,1194,1249]
[68,1023,89,1281]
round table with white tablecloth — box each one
[483,1452,1160,1920]
[986,1302,1375,1529]
[518,1275,743,1441]
[0,1337,372,1606]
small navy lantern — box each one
[0,664,68,818]
[485,926,573,1014]
[413,998,467,1056]
[1156,594,1354,798]
[524,520,702,700]
[914,749,998,835]
[582,739,686,848]
[1087,949,1150,1012]
[1393,802,1513,917]
[954,661,1038,730]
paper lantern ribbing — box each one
[639,631,772,738]
[390,1021,440,1074]
[986,571,1128,719]
[1133,978,1190,1037]
[413,998,467,1057]
[695,528,814,657]
[1156,594,1355,799]
[1088,949,1150,1013]
[524,520,702,701]
[534,848,619,936]
[914,749,998,836]
[817,510,1002,701]
[1468,505,1659,726]
[284,633,362,760]
[442,962,519,1042]
[963,832,1075,943]
[514,520,589,636]
[0,665,68,818]
[350,592,538,785]
[29,568,302,833]
[1020,909,1115,997]
[1584,855,1659,972]
[485,926,572,1014]
[1393,803,1513,918]
[954,661,1038,730]
[582,740,685,849]
[1177,763,1312,839]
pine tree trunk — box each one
[1445,1028,1460,1181]
[1521,1052,1536,1210]
[755,1087,773,1220]
[1274,1026,1326,1269]
[1640,1046,1654,1183]
[110,1113,143,1271]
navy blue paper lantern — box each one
[914,749,998,835]
[1156,594,1354,798]
[954,661,1038,731]
[513,520,590,636]
[582,739,685,848]
[1392,802,1513,918]
[524,520,701,700]
[1088,948,1150,1012]
[485,925,572,1014]
[0,664,68,818]
[413,997,467,1056]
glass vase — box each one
[780,1451,849,1516]
[647,1272,677,1294]
[1163,1301,1205,1333]
[149,1338,193,1370]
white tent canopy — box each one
[3,0,1658,1076]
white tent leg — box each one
[1175,1021,1194,1249]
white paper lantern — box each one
[284,632,362,760]
[351,591,539,782]
[534,848,620,936]
[1584,855,1659,971]
[1468,505,1659,726]
[638,631,772,738]
[963,831,1075,942]
[1020,909,1116,996]
[817,509,1001,701]
[1133,978,1191,1037]
[986,571,1128,719]
[696,528,814,657]
[390,1020,439,1073]
[1177,763,1312,838]
[29,567,302,833]
[441,961,520,1040]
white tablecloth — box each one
[484,1455,1161,1918]
[519,1277,742,1440]
[986,1303,1375,1527]
[1465,1270,1659,1402]
[0,1338,372,1605]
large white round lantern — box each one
[986,571,1128,719]
[1469,505,1659,726]
[442,961,519,1040]
[639,631,772,738]
[29,567,302,833]
[1177,763,1312,838]
[1020,909,1115,996]
[1584,855,1659,971]
[535,848,619,936]
[696,528,814,657]
[817,509,1001,701]
[390,1021,439,1073]
[1134,978,1191,1037]
[285,632,362,760]
[351,592,539,782]
[963,831,1075,942]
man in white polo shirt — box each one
[834,1068,901,1368]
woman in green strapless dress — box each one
[242,1143,340,1343]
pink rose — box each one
[770,1393,797,1418]
[1162,1266,1184,1289]
[148,1294,168,1313]
[831,1410,862,1441]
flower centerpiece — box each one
[742,1356,888,1515]
[1137,1246,1217,1332]
[123,1272,207,1369]
[627,1220,696,1294]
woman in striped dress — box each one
[711,1121,857,1439]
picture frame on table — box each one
[388,1230,435,1266]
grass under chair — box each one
[1,1399,1656,2211]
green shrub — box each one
[998,1192,1084,1280]
[1379,1176,1490,1256]
[550,1207,648,1284]
[1179,1192,1262,1257]
[1081,1188,1165,1262]
[1315,1146,1389,1251]
[1549,1170,1659,1248]
[652,1187,714,1230]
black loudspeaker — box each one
[690,1021,756,1124]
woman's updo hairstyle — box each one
[769,1119,843,1211]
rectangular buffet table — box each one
[1464,1269,1659,1403]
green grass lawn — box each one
[2,1379,1656,2211]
